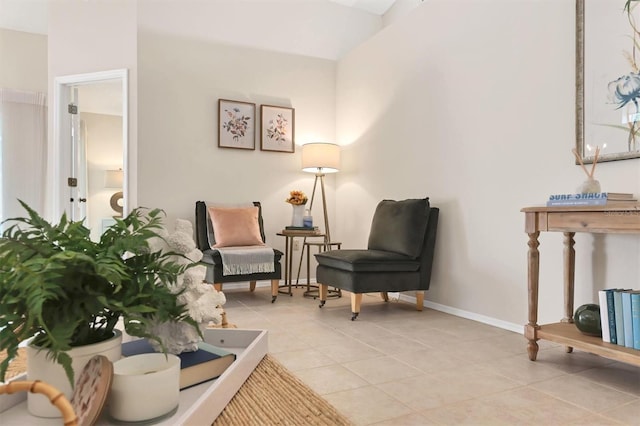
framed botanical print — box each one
[260,105,295,153]
[218,99,255,150]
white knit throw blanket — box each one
[217,246,275,276]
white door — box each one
[53,70,129,236]
[67,88,89,222]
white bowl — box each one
[108,353,180,422]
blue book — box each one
[606,289,618,344]
[547,193,608,207]
[613,290,626,347]
[122,339,236,389]
[631,291,640,350]
[548,193,609,201]
[546,199,607,207]
[621,291,634,349]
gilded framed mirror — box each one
[576,0,640,163]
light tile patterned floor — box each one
[221,286,640,426]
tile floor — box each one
[221,286,640,426]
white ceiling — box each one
[0,0,397,35]
[0,0,48,34]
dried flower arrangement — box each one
[285,190,308,205]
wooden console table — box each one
[521,203,640,366]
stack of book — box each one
[285,226,319,231]
[546,192,636,207]
[597,289,640,350]
[282,226,322,236]
[605,193,637,203]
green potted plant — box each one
[0,201,200,391]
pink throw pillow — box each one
[208,206,265,248]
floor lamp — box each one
[301,142,340,244]
[296,142,340,292]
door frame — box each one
[51,69,129,220]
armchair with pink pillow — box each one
[195,201,283,302]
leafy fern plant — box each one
[0,201,199,385]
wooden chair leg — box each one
[214,283,222,292]
[318,283,328,308]
[380,292,389,302]
[416,291,424,311]
[270,279,279,303]
[351,293,362,320]
[249,281,256,292]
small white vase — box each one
[291,204,305,227]
[26,329,123,418]
[109,353,180,422]
[577,177,601,194]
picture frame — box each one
[218,99,256,150]
[260,105,295,153]
[576,0,640,164]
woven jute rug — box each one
[1,348,27,381]
[213,354,351,426]
[1,349,352,426]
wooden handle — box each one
[0,380,78,426]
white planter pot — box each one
[26,329,122,418]
[109,353,180,422]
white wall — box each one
[336,0,640,326]
[48,0,137,220]
[46,0,377,256]
[137,29,337,263]
[0,29,47,91]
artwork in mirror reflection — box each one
[577,0,640,163]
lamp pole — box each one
[297,142,340,287]
[318,170,331,245]
[295,167,331,285]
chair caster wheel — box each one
[271,296,277,303]
[351,312,359,321]
[319,300,326,308]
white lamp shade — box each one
[104,169,124,188]
[301,143,340,173]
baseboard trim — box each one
[397,294,522,333]
[221,279,522,334]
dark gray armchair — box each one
[315,198,438,320]
[195,201,283,302]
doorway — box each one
[52,69,128,239]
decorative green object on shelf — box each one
[574,303,602,337]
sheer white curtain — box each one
[0,89,47,223]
